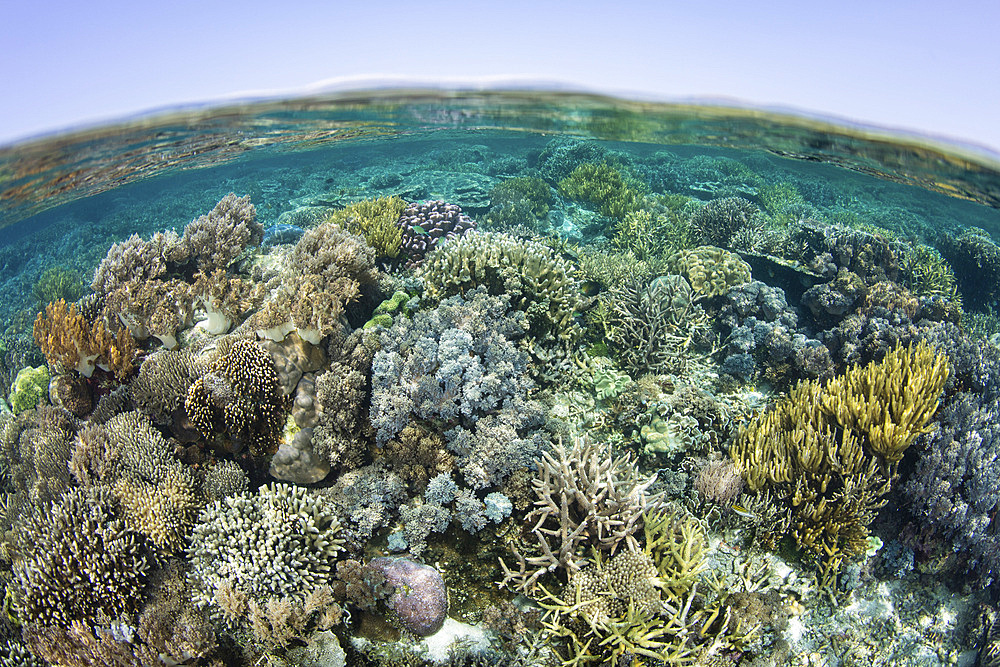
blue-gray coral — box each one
[370,286,536,451]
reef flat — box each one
[1,104,1000,667]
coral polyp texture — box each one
[3,118,999,666]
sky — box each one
[3,0,999,156]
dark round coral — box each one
[396,200,476,267]
[367,556,448,636]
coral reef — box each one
[8,365,49,414]
[938,226,1000,310]
[485,176,552,229]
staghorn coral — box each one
[667,246,752,298]
[185,338,289,457]
[604,274,713,376]
[611,206,691,261]
[417,231,584,372]
[731,341,949,582]
[500,436,663,593]
[325,195,407,259]
[536,510,756,665]
[13,486,151,628]
[33,299,136,378]
[188,483,344,608]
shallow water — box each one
[2,90,1000,666]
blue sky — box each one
[3,0,999,154]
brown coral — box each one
[33,299,136,378]
[668,246,752,298]
[185,338,289,456]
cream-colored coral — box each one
[668,245,751,298]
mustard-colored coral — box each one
[558,162,646,220]
[731,341,949,576]
[326,195,407,258]
[668,246,751,298]
[33,299,136,379]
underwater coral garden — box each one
[1,134,1000,667]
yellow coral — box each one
[326,195,406,258]
[668,246,751,298]
[33,299,136,379]
[731,341,949,573]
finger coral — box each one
[33,299,136,378]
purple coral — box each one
[396,200,475,267]
[367,556,448,636]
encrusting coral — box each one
[731,341,949,582]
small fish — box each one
[411,224,428,235]
[730,503,757,521]
[580,280,603,297]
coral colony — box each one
[2,129,1000,667]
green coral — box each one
[731,341,949,584]
[591,358,632,401]
[363,290,412,329]
[611,204,692,261]
[31,266,84,308]
[417,231,583,375]
[8,365,49,415]
[901,243,961,303]
[558,162,646,220]
[639,411,704,458]
[486,176,553,229]
[668,245,752,298]
[325,195,407,258]
[538,511,757,665]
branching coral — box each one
[188,483,344,609]
[486,176,553,229]
[33,299,136,378]
[689,196,764,249]
[731,341,949,581]
[604,274,713,376]
[557,162,646,219]
[13,486,151,628]
[325,195,407,259]
[500,436,663,593]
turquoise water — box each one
[2,90,1000,666]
